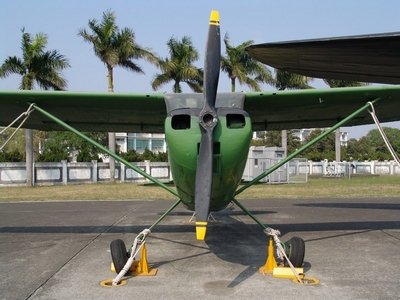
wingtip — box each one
[209,10,220,26]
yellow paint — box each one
[100,278,127,287]
[209,10,220,25]
[110,243,157,276]
[259,238,278,274]
[130,243,158,276]
[111,262,116,273]
[272,267,304,279]
[195,221,208,240]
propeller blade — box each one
[204,10,220,109]
[194,128,213,240]
[194,10,220,241]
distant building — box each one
[253,129,349,147]
[116,128,348,155]
[291,128,349,147]
[115,133,167,153]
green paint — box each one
[165,114,252,211]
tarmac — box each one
[0,197,399,300]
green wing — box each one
[1,86,400,133]
[244,85,400,131]
[0,90,166,133]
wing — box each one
[246,32,400,84]
[0,90,166,133]
[244,85,400,131]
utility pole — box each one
[335,128,341,162]
[281,130,287,157]
[25,129,33,186]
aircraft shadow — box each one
[2,206,399,288]
[294,202,400,210]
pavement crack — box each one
[381,229,400,242]
[25,214,129,300]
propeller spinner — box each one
[194,10,220,240]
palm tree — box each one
[323,79,366,88]
[221,34,273,92]
[324,79,367,162]
[274,70,312,90]
[152,36,203,93]
[79,10,157,181]
[0,29,70,186]
[272,70,313,156]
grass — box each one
[0,176,399,202]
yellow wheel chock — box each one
[259,238,278,274]
[259,238,318,285]
[111,243,157,276]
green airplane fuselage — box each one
[165,109,252,212]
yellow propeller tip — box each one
[195,222,208,240]
[209,10,220,25]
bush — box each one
[0,150,24,162]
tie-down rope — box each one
[0,103,35,151]
[368,102,400,167]
[264,227,303,284]
[112,228,151,286]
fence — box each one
[296,160,400,177]
[1,160,399,187]
[0,160,171,186]
[243,158,308,184]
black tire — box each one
[110,239,129,273]
[284,236,305,268]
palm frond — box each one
[0,57,25,78]
[151,73,172,91]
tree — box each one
[0,29,70,185]
[0,128,25,156]
[274,70,312,90]
[251,130,300,154]
[302,129,336,161]
[79,10,157,181]
[221,34,273,92]
[363,127,400,161]
[0,29,69,90]
[343,138,373,161]
[324,79,367,161]
[272,70,312,156]
[152,36,203,93]
[37,131,107,162]
[323,79,367,88]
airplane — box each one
[1,10,400,280]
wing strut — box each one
[234,97,381,196]
[31,103,180,198]
[28,103,186,286]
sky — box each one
[1,0,400,138]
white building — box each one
[115,133,167,153]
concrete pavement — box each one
[0,198,399,300]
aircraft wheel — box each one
[284,236,305,268]
[110,239,129,273]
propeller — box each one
[194,10,220,240]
